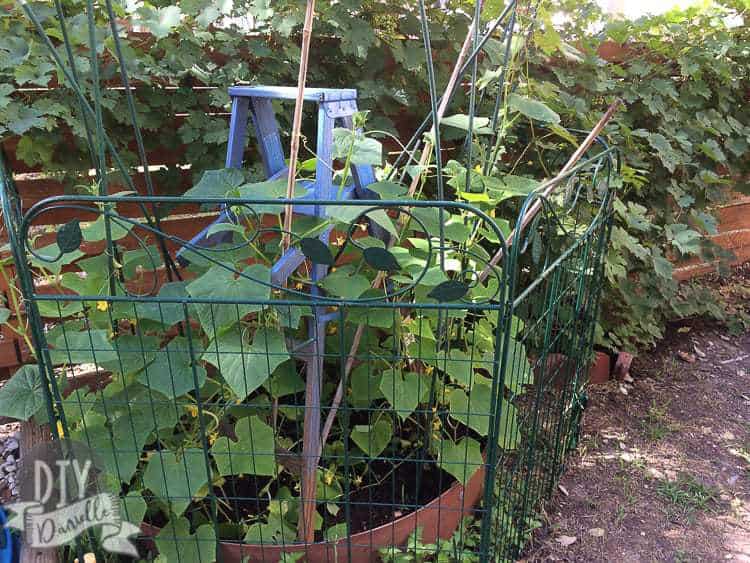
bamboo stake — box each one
[477,99,622,283]
[288,0,319,544]
[282,0,316,251]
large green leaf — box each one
[505,338,534,394]
[346,299,396,328]
[647,133,681,173]
[483,175,540,199]
[137,336,206,399]
[211,416,275,476]
[508,94,560,124]
[495,401,520,450]
[131,282,190,327]
[60,254,109,297]
[83,415,150,484]
[437,437,482,484]
[449,384,520,449]
[120,492,147,526]
[652,248,674,279]
[426,349,476,388]
[99,335,159,376]
[29,243,84,275]
[408,208,471,241]
[332,128,382,165]
[263,362,304,397]
[135,5,183,39]
[348,363,383,409]
[668,223,703,255]
[243,514,297,545]
[183,168,245,200]
[121,245,161,278]
[449,386,492,436]
[143,448,210,516]
[326,206,398,238]
[351,418,392,458]
[49,329,118,365]
[187,263,271,337]
[155,518,216,562]
[92,381,182,430]
[82,215,132,242]
[379,369,421,420]
[367,181,410,200]
[202,327,290,400]
[236,179,307,215]
[77,391,183,486]
[0,364,45,421]
[441,114,493,135]
[319,266,370,299]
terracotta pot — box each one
[532,351,611,387]
[141,465,486,563]
[588,351,611,384]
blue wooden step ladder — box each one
[179,85,383,287]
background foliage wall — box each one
[1,0,748,351]
[527,1,750,348]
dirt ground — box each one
[523,274,750,561]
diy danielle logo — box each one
[5,441,140,557]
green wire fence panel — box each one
[0,155,616,562]
[0,0,618,562]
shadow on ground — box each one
[523,277,749,562]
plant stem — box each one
[477,99,622,283]
[406,15,478,196]
[282,0,316,252]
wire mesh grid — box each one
[1,152,615,562]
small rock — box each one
[618,384,629,395]
[5,454,15,464]
[623,373,634,383]
[647,467,665,479]
[613,352,634,381]
[677,351,696,363]
[589,528,605,537]
[555,535,577,547]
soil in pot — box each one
[141,457,484,563]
